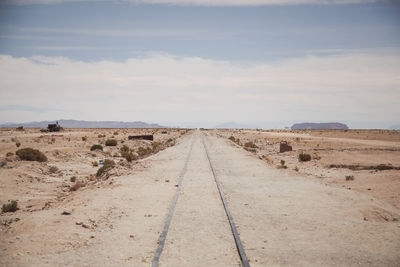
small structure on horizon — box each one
[48,121,61,132]
[41,121,62,132]
[128,134,154,141]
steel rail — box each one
[151,136,195,267]
[202,134,251,267]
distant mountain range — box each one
[291,122,349,130]
[389,124,400,130]
[0,119,165,128]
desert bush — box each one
[49,166,59,173]
[279,160,287,169]
[96,159,115,177]
[11,137,16,142]
[294,166,299,172]
[98,134,106,138]
[228,136,241,145]
[16,148,47,162]
[137,146,152,157]
[104,159,115,166]
[70,181,86,191]
[92,161,98,167]
[152,142,163,152]
[244,147,256,153]
[113,131,119,135]
[244,141,258,149]
[82,136,87,141]
[298,153,311,162]
[121,151,137,162]
[345,175,354,181]
[6,152,13,157]
[70,176,76,182]
[15,142,21,148]
[105,139,117,146]
[90,144,103,151]
[120,145,130,153]
[2,200,18,213]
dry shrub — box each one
[120,145,130,153]
[345,175,354,181]
[70,181,86,191]
[6,152,13,157]
[2,200,18,213]
[16,148,47,162]
[137,146,152,157]
[96,159,115,177]
[92,161,98,167]
[82,136,87,141]
[152,142,163,153]
[90,144,103,151]
[15,142,21,148]
[121,151,137,162]
[244,141,258,149]
[105,139,117,146]
[298,153,311,162]
[228,136,241,145]
[70,176,76,182]
[49,166,59,173]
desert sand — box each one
[0,128,399,266]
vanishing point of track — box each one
[152,131,250,267]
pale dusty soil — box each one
[1,129,399,266]
[216,129,400,210]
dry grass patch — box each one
[16,148,47,162]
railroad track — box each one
[152,131,250,267]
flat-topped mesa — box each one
[128,135,154,141]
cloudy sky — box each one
[0,0,399,128]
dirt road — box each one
[1,131,399,266]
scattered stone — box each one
[165,179,170,183]
[130,234,134,239]
[76,221,83,225]
[61,211,71,215]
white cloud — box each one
[0,51,399,126]
[7,0,379,6]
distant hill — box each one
[0,119,165,128]
[389,124,400,130]
[291,122,349,130]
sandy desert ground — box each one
[0,128,399,266]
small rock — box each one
[165,180,170,183]
[75,222,83,225]
[61,211,71,215]
[90,235,95,238]
[130,235,134,238]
